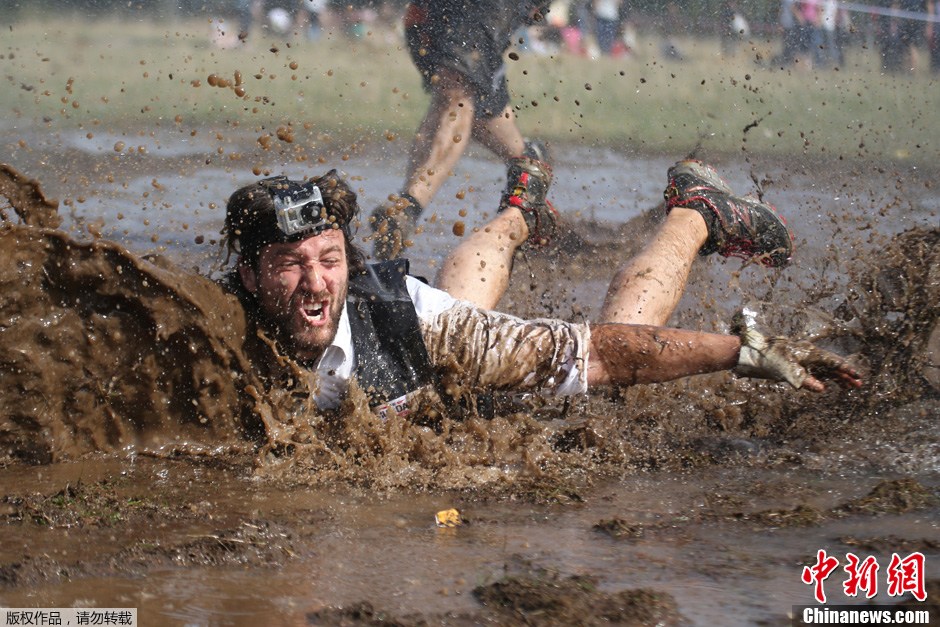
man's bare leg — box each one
[431,105,537,305]
[598,208,708,326]
[375,78,536,260]
[402,71,476,209]
[470,105,527,161]
[435,147,558,308]
[436,152,710,322]
[438,205,709,323]
[405,102,527,209]
[435,208,527,309]
[439,159,791,330]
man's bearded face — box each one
[240,229,349,361]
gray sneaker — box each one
[664,160,794,267]
[522,138,552,164]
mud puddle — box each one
[0,457,937,626]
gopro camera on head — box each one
[261,176,328,240]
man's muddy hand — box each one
[735,329,864,392]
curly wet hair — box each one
[224,169,366,274]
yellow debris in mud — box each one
[435,508,462,528]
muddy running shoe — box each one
[522,138,552,164]
[370,192,423,260]
[498,156,558,249]
[664,159,794,267]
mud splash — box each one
[1,163,938,487]
[0,164,60,229]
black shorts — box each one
[404,0,530,119]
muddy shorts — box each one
[404,0,528,119]
[420,303,589,397]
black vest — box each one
[346,260,435,407]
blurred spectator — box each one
[237,0,255,39]
[300,0,328,40]
[619,2,637,54]
[929,0,940,72]
[213,0,308,45]
[208,0,254,47]
[818,0,843,67]
[329,0,375,38]
[560,6,581,53]
[800,0,824,67]
[877,0,925,72]
[836,2,853,61]
[558,0,600,57]
[720,1,750,57]
[897,0,927,70]
[660,2,684,61]
[517,0,566,55]
[877,1,903,71]
[592,0,623,56]
[775,0,803,66]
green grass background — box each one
[2,16,937,165]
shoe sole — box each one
[667,159,734,195]
[721,196,793,267]
[666,160,793,267]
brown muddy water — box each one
[1,125,938,626]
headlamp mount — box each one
[260,176,331,241]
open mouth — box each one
[301,300,327,323]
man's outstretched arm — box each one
[586,323,863,392]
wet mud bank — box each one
[0,223,265,462]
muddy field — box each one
[0,115,938,627]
